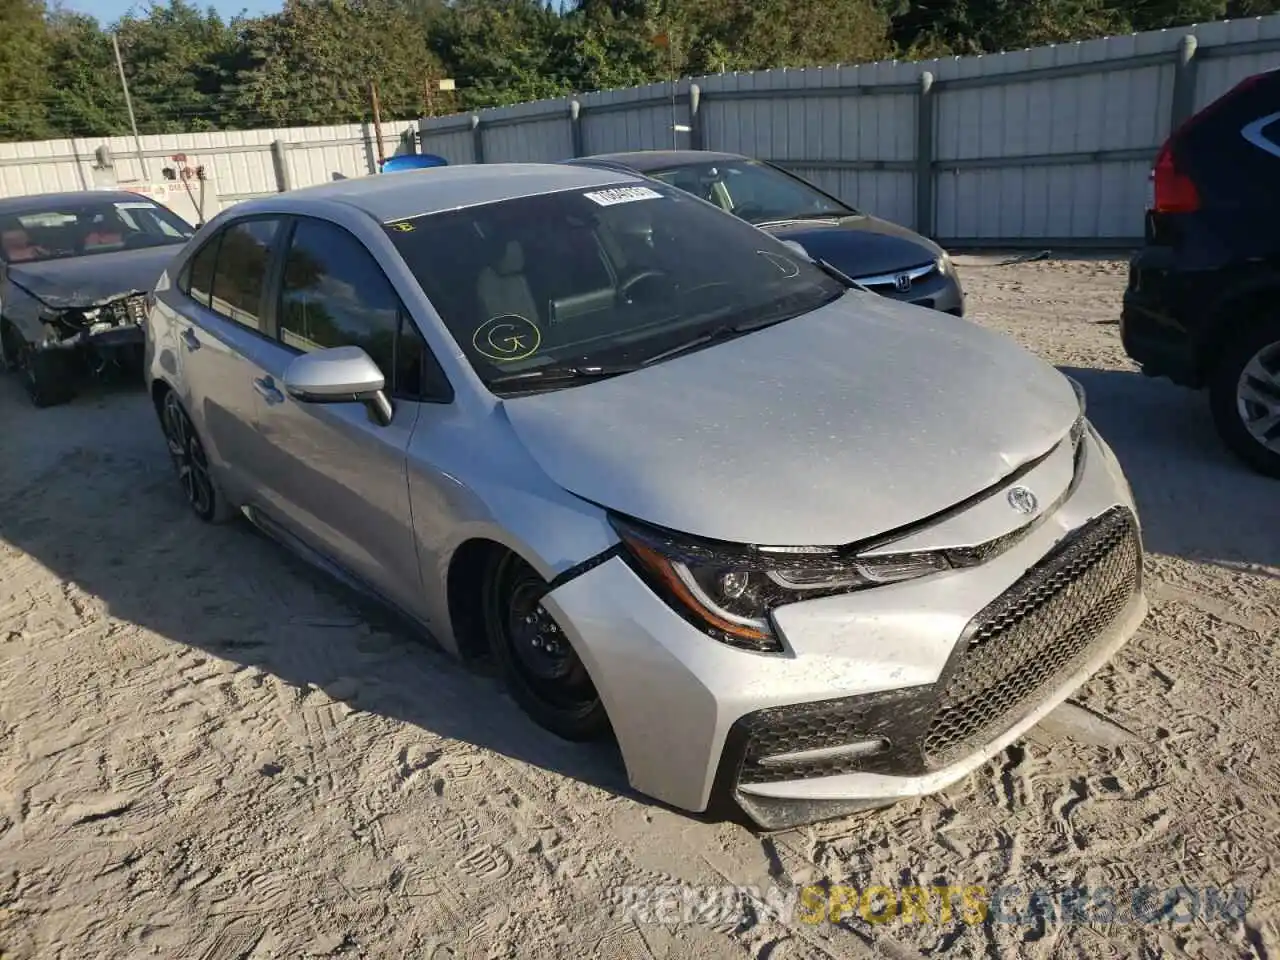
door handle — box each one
[181,328,201,351]
[253,376,285,405]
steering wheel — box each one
[733,202,767,221]
[618,270,668,304]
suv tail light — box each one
[1147,70,1269,215]
[1149,139,1200,214]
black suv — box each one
[1122,67,1280,478]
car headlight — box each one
[937,251,956,277]
[610,514,951,653]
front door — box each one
[246,217,427,617]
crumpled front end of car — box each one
[539,413,1146,829]
[33,291,149,356]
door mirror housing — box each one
[283,345,393,425]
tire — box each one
[19,343,75,408]
[158,388,237,523]
[0,319,17,372]
[1209,317,1280,479]
[481,550,610,741]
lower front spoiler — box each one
[724,592,1148,830]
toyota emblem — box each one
[1007,486,1039,515]
[893,273,912,292]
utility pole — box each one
[368,80,386,168]
[112,32,149,179]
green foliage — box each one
[0,0,54,139]
[1,0,1279,141]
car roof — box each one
[229,162,646,224]
[573,150,749,173]
[0,190,157,216]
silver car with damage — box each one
[144,164,1147,829]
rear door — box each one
[245,216,430,616]
[170,217,286,504]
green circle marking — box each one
[473,315,542,363]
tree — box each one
[4,0,1280,143]
[43,11,127,137]
[0,0,52,139]
[235,0,448,126]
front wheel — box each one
[1209,317,1280,479]
[18,344,75,408]
[481,551,609,741]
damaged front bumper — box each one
[538,427,1147,829]
[33,293,147,358]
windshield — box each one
[645,159,855,225]
[0,198,194,264]
[384,181,846,394]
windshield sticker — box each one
[388,221,416,232]
[113,201,158,211]
[582,186,662,207]
[473,315,541,362]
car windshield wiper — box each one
[486,364,637,389]
[755,210,851,226]
[639,311,800,367]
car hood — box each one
[501,291,1079,547]
[761,214,942,280]
[3,244,181,308]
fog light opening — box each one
[756,737,892,768]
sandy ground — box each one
[1,257,1278,960]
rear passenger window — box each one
[278,218,438,400]
[209,219,279,331]
[183,236,219,308]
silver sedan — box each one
[144,163,1147,829]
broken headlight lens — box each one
[610,515,950,653]
[37,306,86,345]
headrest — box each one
[495,240,524,275]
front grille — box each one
[712,507,1141,798]
[922,506,1140,767]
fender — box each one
[1201,265,1280,373]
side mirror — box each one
[283,345,393,426]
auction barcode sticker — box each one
[583,186,662,206]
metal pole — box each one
[111,33,148,179]
[668,18,677,149]
[369,80,386,168]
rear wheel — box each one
[159,389,236,522]
[1209,317,1280,479]
[481,550,609,741]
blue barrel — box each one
[380,154,449,173]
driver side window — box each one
[277,218,448,402]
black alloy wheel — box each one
[161,390,223,521]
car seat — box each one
[82,210,127,251]
[476,240,540,323]
[0,224,40,262]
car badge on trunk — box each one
[1007,486,1039,514]
[894,273,912,292]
